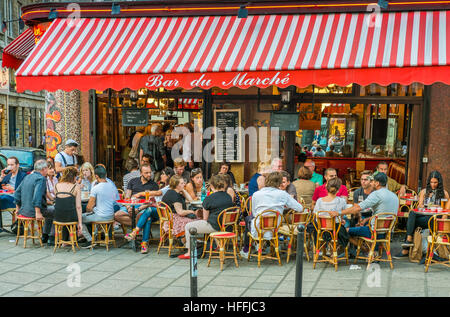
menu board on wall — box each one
[122,109,148,126]
[214,109,241,162]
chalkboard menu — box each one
[122,109,149,127]
[214,109,241,162]
[270,113,299,131]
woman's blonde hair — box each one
[257,161,272,175]
[79,162,95,183]
[169,175,184,189]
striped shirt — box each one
[122,170,140,191]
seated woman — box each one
[78,163,95,207]
[179,174,235,259]
[46,163,58,204]
[222,173,240,207]
[161,175,197,245]
[185,168,204,201]
[217,162,236,185]
[156,167,175,201]
[248,161,271,196]
[312,178,349,250]
[395,170,449,258]
[292,167,317,208]
[52,167,83,244]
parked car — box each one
[0,153,7,170]
[0,147,47,172]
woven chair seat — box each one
[209,232,236,238]
[239,221,245,226]
[279,224,298,235]
[428,236,450,245]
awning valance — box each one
[15,11,450,92]
[2,28,35,70]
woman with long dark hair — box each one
[394,171,449,258]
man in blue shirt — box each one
[14,160,49,221]
[1,157,27,232]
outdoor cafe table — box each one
[0,189,14,233]
[412,208,450,216]
[116,198,156,251]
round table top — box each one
[400,196,419,201]
[116,199,153,206]
[189,200,203,206]
[412,208,450,216]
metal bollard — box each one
[294,224,305,297]
[189,227,198,297]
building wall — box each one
[424,83,450,189]
[0,0,46,148]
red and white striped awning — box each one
[15,11,450,92]
[2,28,35,70]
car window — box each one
[0,155,6,170]
[0,150,34,169]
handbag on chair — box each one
[409,227,423,263]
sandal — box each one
[125,228,139,241]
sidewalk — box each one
[0,225,449,297]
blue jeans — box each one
[0,194,15,210]
[348,226,385,251]
[136,207,159,243]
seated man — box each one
[14,160,53,242]
[376,161,406,196]
[240,171,303,258]
[329,173,399,252]
[280,171,297,201]
[80,165,119,248]
[304,159,323,186]
[0,157,28,220]
[115,164,162,252]
[311,168,348,210]
[350,170,374,224]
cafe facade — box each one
[3,0,450,191]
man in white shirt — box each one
[240,172,303,258]
[80,165,119,248]
[54,139,79,173]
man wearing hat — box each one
[54,139,79,173]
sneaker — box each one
[47,239,55,247]
[393,251,409,259]
[240,249,249,259]
[140,242,149,254]
[80,241,95,249]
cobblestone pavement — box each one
[0,220,449,297]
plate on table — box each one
[190,200,203,205]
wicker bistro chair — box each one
[246,210,282,268]
[425,215,450,272]
[15,216,44,248]
[394,189,417,234]
[238,196,252,249]
[312,212,348,271]
[279,209,311,263]
[203,206,240,271]
[91,220,116,251]
[53,221,79,253]
[156,201,185,257]
[348,187,360,203]
[354,213,397,270]
[1,208,16,229]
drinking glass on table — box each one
[145,190,150,201]
[441,199,448,209]
[358,195,363,203]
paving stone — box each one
[141,276,176,288]
[36,280,92,297]
[0,262,24,273]
[254,274,285,284]
[19,262,66,275]
[3,253,50,264]
[0,282,21,295]
[199,285,246,297]
[109,267,161,281]
[2,290,36,297]
[315,279,360,291]
[171,272,215,288]
[242,289,273,297]
[124,287,161,297]
[19,282,55,293]
[208,275,257,287]
[34,273,68,284]
[88,259,135,272]
[389,290,426,297]
[270,292,294,297]
[0,271,45,285]
[310,288,357,297]
[156,265,190,279]
[155,286,190,297]
[249,282,280,291]
[76,279,140,296]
